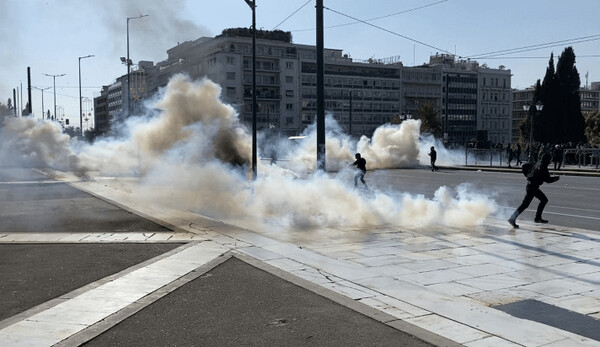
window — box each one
[285,76,294,84]
[286,62,294,69]
[226,87,236,96]
[226,72,235,80]
[226,56,235,64]
[207,58,216,66]
[286,90,294,97]
[286,103,294,110]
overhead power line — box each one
[291,0,448,32]
[323,6,452,55]
[470,55,600,60]
[273,0,312,30]
[464,34,600,59]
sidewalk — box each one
[1,169,599,346]
[451,164,600,177]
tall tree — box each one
[556,47,585,144]
[584,111,600,145]
[537,47,585,144]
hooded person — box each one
[508,152,560,228]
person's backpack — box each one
[521,162,533,177]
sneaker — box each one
[534,218,548,223]
[507,218,519,228]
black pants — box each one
[517,183,548,218]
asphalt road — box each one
[0,168,171,233]
[368,168,600,231]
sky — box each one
[1,0,599,130]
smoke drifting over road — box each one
[0,74,497,231]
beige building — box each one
[95,31,512,145]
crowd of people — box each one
[503,142,600,170]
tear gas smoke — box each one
[0,117,88,177]
[0,74,497,231]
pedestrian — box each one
[351,153,367,188]
[515,143,522,166]
[552,145,563,170]
[506,145,513,168]
[507,153,560,228]
[428,146,438,171]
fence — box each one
[464,147,600,168]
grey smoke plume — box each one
[0,117,87,177]
[2,74,498,231]
[97,0,211,61]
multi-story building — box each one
[477,65,512,145]
[511,87,535,144]
[580,87,600,112]
[430,54,512,146]
[94,30,512,145]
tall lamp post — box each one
[79,54,94,137]
[44,73,66,121]
[243,0,257,180]
[127,14,148,116]
[523,102,543,161]
[348,89,352,136]
[33,86,50,119]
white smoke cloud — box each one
[0,117,87,177]
[1,74,498,231]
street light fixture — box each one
[79,54,94,137]
[126,14,148,116]
[44,73,66,121]
[32,86,50,119]
[522,102,543,161]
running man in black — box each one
[508,153,559,228]
[352,153,367,188]
[428,146,438,171]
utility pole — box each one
[79,54,94,136]
[44,73,66,121]
[244,0,257,180]
[348,90,352,136]
[126,14,148,116]
[33,86,50,119]
[316,0,325,171]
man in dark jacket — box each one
[428,146,438,171]
[508,153,560,228]
[352,153,367,188]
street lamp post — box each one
[523,102,543,161]
[79,54,94,137]
[126,14,148,116]
[243,0,257,180]
[33,86,50,119]
[348,89,352,136]
[44,73,66,121]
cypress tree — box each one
[556,47,585,144]
[537,47,585,145]
[539,53,558,144]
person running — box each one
[428,146,438,171]
[515,143,522,166]
[552,145,563,170]
[508,153,560,228]
[351,153,367,188]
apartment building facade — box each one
[94,31,512,145]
